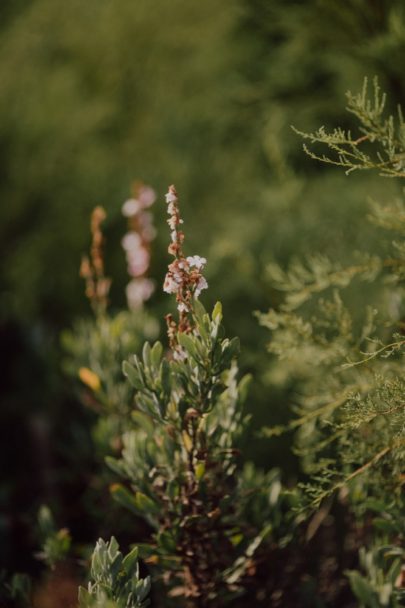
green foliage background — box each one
[1,0,405,590]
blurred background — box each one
[1,0,405,585]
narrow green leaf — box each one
[157,531,177,553]
[195,462,205,481]
[160,358,171,395]
[212,301,223,323]
[193,299,206,321]
[122,545,139,576]
[122,361,144,390]
[151,342,163,368]
[238,374,252,405]
[228,336,240,358]
[135,492,159,515]
[78,586,92,607]
[178,332,201,363]
[142,342,151,367]
[347,571,379,607]
[110,484,139,516]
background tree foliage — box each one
[1,0,405,605]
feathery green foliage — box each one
[294,78,405,178]
[260,79,405,607]
[261,79,405,507]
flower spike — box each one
[163,185,208,351]
[80,206,111,316]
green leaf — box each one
[221,336,240,366]
[9,574,31,603]
[212,301,223,323]
[78,586,92,608]
[238,374,252,405]
[122,545,139,576]
[151,342,163,368]
[136,577,151,602]
[110,484,139,516]
[142,342,151,367]
[230,533,243,547]
[105,456,125,476]
[182,430,193,452]
[364,499,389,513]
[196,315,210,342]
[195,462,205,481]
[212,340,223,368]
[122,361,144,391]
[177,332,201,363]
[210,380,225,404]
[228,336,240,357]
[38,505,55,537]
[107,536,119,559]
[137,391,164,419]
[347,571,379,608]
[387,558,402,585]
[160,358,171,395]
[110,552,123,579]
[131,411,155,433]
[373,518,398,534]
[157,531,177,553]
[193,299,206,321]
[135,492,159,515]
[136,543,158,560]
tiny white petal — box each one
[194,276,208,298]
[177,302,189,313]
[173,347,187,361]
[163,275,178,294]
[167,202,176,215]
[165,191,177,203]
[187,255,207,270]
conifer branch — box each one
[293,77,405,178]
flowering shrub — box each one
[111,186,293,604]
[59,184,296,607]
[63,196,158,452]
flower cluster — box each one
[80,206,111,315]
[121,182,156,310]
[163,256,208,302]
[163,185,208,349]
